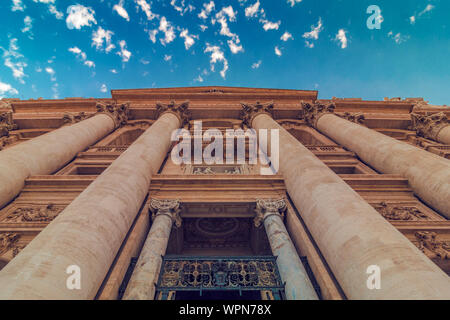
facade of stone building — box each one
[0,86,449,300]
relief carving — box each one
[96,102,130,127]
[300,101,335,127]
[240,101,274,127]
[3,204,63,223]
[373,202,429,221]
[411,112,449,141]
[338,112,365,124]
[0,233,21,256]
[254,199,287,227]
[0,111,18,138]
[414,231,450,260]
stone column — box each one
[243,103,450,300]
[301,102,450,218]
[255,199,318,300]
[411,112,450,145]
[0,103,129,209]
[0,102,190,300]
[123,199,181,300]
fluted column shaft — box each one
[252,113,450,300]
[256,199,318,300]
[0,114,115,209]
[123,199,180,300]
[316,113,450,218]
[0,112,181,299]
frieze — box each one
[372,202,429,221]
[414,231,450,260]
[3,204,63,223]
[62,112,89,124]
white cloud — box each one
[0,81,18,98]
[287,0,302,7]
[21,16,33,37]
[199,1,215,19]
[117,40,131,62]
[110,69,118,74]
[66,4,97,29]
[92,27,115,52]
[280,31,293,41]
[199,24,208,32]
[409,16,416,25]
[164,54,172,61]
[45,67,56,82]
[334,29,348,49]
[170,0,195,16]
[387,31,409,44]
[419,4,434,17]
[49,5,64,19]
[101,84,107,93]
[11,0,25,12]
[302,17,322,48]
[148,29,158,43]
[274,46,282,56]
[194,75,204,82]
[1,38,27,84]
[68,47,95,68]
[251,60,262,69]
[135,0,157,20]
[159,17,176,45]
[261,20,280,31]
[204,44,229,79]
[113,2,130,21]
[245,1,260,17]
[227,40,243,54]
[180,29,197,50]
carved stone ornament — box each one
[414,231,450,260]
[0,232,21,256]
[411,112,449,141]
[373,202,429,221]
[240,101,274,127]
[254,198,287,228]
[338,112,365,125]
[0,111,18,138]
[3,204,63,223]
[300,101,335,127]
[155,101,191,127]
[149,199,182,228]
[96,102,130,127]
[62,112,89,125]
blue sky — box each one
[0,0,449,104]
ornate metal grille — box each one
[156,256,285,298]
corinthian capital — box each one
[254,198,287,227]
[411,112,449,141]
[96,102,130,127]
[156,101,191,127]
[149,199,182,228]
[240,101,274,127]
[0,111,17,138]
[300,101,335,127]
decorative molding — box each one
[240,101,274,127]
[338,112,365,125]
[0,232,21,256]
[254,198,286,227]
[149,198,182,228]
[414,231,450,260]
[372,202,429,221]
[300,101,335,127]
[62,112,89,125]
[155,101,191,127]
[411,112,449,141]
[96,102,130,127]
[0,111,18,138]
[3,204,63,223]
